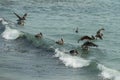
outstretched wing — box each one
[96,30,100,34]
[13,12,21,20]
[90,42,98,47]
[78,36,91,43]
[82,41,98,47]
[22,13,27,20]
[96,28,104,34]
[81,36,91,40]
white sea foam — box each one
[0,18,8,25]
[98,64,120,80]
[54,48,90,68]
[1,26,21,40]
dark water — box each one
[0,0,120,80]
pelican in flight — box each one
[75,27,79,33]
[78,35,95,43]
[81,41,98,50]
[13,12,27,26]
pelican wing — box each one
[82,41,98,47]
[96,28,104,34]
[80,36,92,40]
[13,12,21,20]
[89,42,98,47]
[22,13,27,20]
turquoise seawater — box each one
[0,0,120,80]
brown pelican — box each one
[78,35,95,43]
[35,32,43,39]
[13,12,27,26]
[56,38,64,45]
[69,49,79,56]
[81,41,98,50]
[75,27,79,33]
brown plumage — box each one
[82,41,98,47]
[81,41,98,50]
[35,32,43,39]
[69,49,79,56]
[78,35,95,43]
[13,12,27,26]
[56,38,64,45]
[95,33,103,39]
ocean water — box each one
[0,0,120,80]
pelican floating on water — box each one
[75,27,79,33]
[35,32,43,39]
[56,38,64,45]
[69,49,79,56]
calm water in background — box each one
[0,0,120,80]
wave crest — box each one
[98,64,120,80]
[54,48,90,68]
[1,26,22,40]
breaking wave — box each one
[1,18,120,80]
[98,64,120,80]
[54,48,90,68]
[1,26,22,40]
[0,18,22,40]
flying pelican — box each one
[78,35,95,43]
[13,12,27,26]
[81,41,98,50]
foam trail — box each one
[98,64,120,80]
[54,49,90,68]
[1,26,22,40]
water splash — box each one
[1,26,22,40]
[0,18,8,25]
[54,48,90,68]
